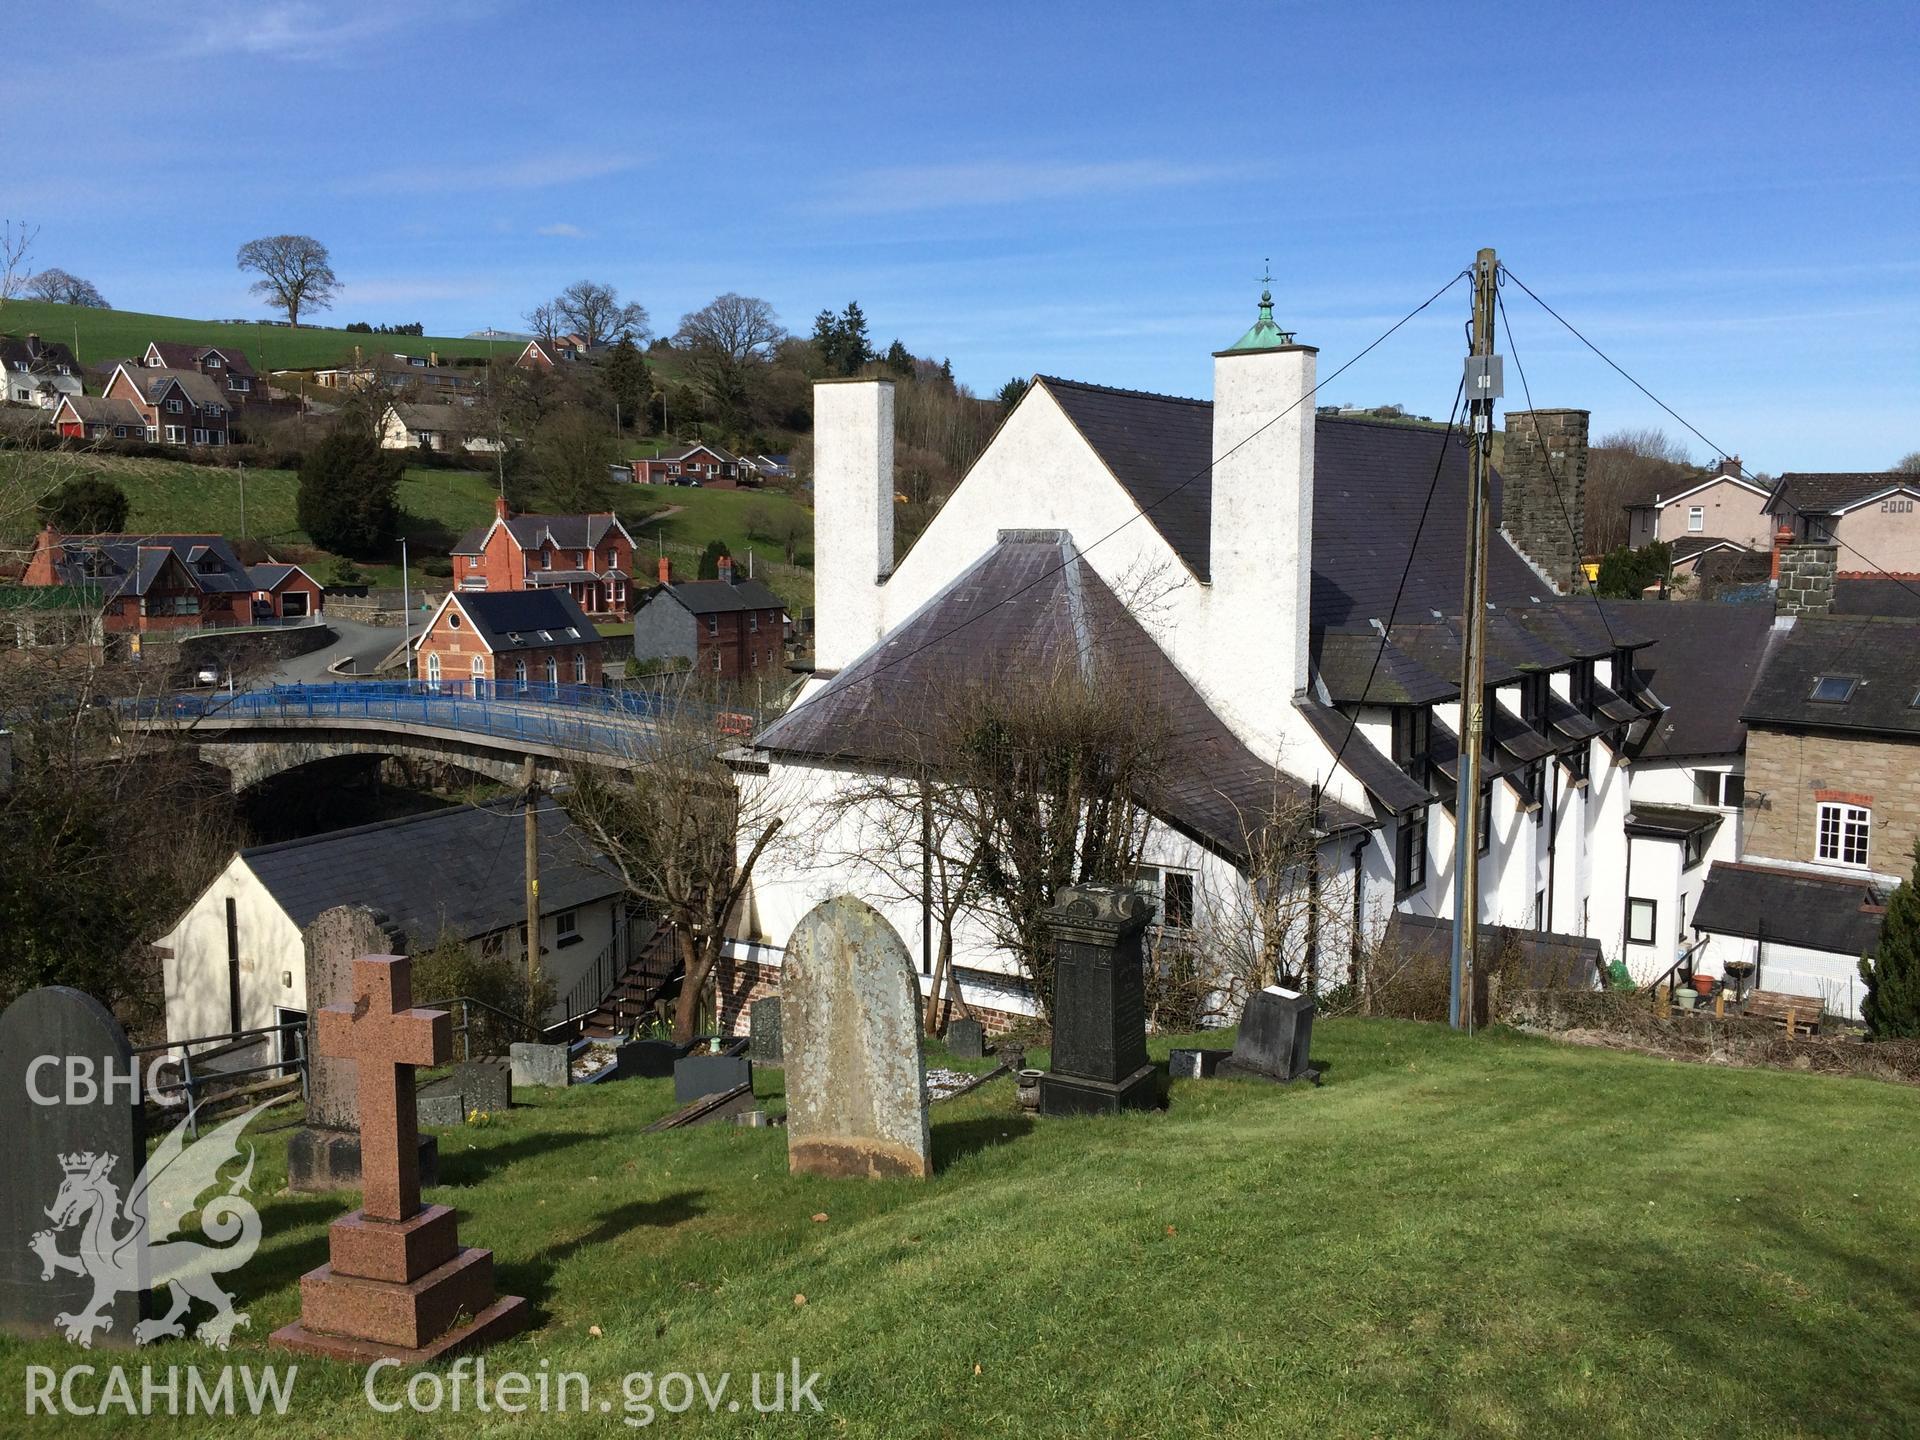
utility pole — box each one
[1451,246,1502,1033]
[523,756,542,994]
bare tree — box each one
[24,268,109,308]
[1894,451,1920,476]
[674,293,785,431]
[559,676,786,1043]
[0,219,37,312]
[1584,426,1698,554]
[523,301,561,345]
[551,280,648,349]
[236,234,341,327]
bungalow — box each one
[633,442,744,487]
[50,393,148,440]
[142,341,261,402]
[246,563,325,620]
[451,497,637,618]
[154,800,630,1056]
[413,587,605,694]
[21,528,254,632]
[378,401,502,454]
[2,333,84,409]
[100,362,232,446]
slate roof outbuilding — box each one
[1691,861,1885,957]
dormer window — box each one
[1571,660,1595,716]
[165,398,183,414]
[1810,676,1858,703]
[1521,673,1550,735]
[1391,704,1431,785]
[207,357,222,368]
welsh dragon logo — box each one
[29,1102,270,1348]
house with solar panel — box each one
[722,287,1694,1029]
[412,588,604,695]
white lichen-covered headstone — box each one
[783,896,931,1180]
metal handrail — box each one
[137,1020,307,1138]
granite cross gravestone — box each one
[271,954,528,1363]
[1038,885,1158,1116]
[288,906,438,1193]
[0,987,147,1341]
[1218,985,1318,1084]
[783,896,931,1180]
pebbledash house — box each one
[718,289,1702,1030]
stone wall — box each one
[1776,542,1837,617]
[1499,408,1589,593]
[1744,723,1920,873]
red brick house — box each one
[633,442,746,488]
[22,529,255,632]
[451,497,637,618]
[142,341,262,403]
[98,363,233,446]
[631,555,787,680]
[513,335,587,370]
[414,589,604,694]
[247,563,326,620]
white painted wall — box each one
[811,379,895,671]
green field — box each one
[3,451,814,603]
[1,1020,1914,1437]
[0,300,518,373]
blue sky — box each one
[9,1,1916,469]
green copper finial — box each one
[1226,258,1295,351]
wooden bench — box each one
[1737,989,1825,1037]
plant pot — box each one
[1691,973,1716,997]
[1015,1068,1044,1114]
[1674,989,1698,1010]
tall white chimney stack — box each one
[1208,283,1316,748]
[812,377,895,671]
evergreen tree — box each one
[698,538,731,580]
[296,430,402,558]
[838,302,871,373]
[604,335,652,431]
[38,476,129,533]
[1861,843,1920,1038]
[884,338,915,378]
[997,376,1030,415]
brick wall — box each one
[1499,408,1589,592]
[1744,723,1920,872]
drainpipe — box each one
[1349,833,1371,993]
[1545,760,1561,933]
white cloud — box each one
[810,158,1248,214]
[160,1,413,62]
[340,152,643,197]
[536,223,587,239]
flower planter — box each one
[1691,973,1717,997]
[1016,1068,1044,1114]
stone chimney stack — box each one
[812,377,895,671]
[1208,285,1315,733]
[1776,541,1837,617]
[1499,409,1588,593]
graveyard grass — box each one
[4,1021,1917,1438]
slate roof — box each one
[755,532,1371,858]
[1296,697,1430,815]
[0,334,81,375]
[1769,472,1912,516]
[452,512,627,556]
[1625,803,1721,839]
[240,800,622,944]
[1599,600,1777,759]
[1833,578,1920,619]
[146,341,257,377]
[1691,861,1886,956]
[56,394,145,428]
[127,366,228,410]
[649,577,786,617]
[42,532,252,600]
[1670,535,1750,563]
[1694,549,1772,586]
[247,563,313,591]
[1314,628,1456,706]
[1035,378,1553,624]
[447,589,600,653]
[390,402,472,432]
[1741,616,1920,738]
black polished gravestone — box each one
[674,1053,753,1104]
[1038,885,1158,1116]
[1218,985,1319,1085]
[0,987,148,1341]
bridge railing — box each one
[121,681,759,759]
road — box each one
[267,617,410,684]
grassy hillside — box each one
[0,299,515,372]
[0,1020,1914,1437]
[2,450,815,604]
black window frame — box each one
[1571,659,1595,717]
[1626,897,1658,946]
[1682,830,1708,871]
[1477,779,1493,856]
[1391,704,1432,784]
[1396,805,1429,898]
[1521,759,1546,808]
[1563,742,1590,784]
[1521,673,1550,734]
